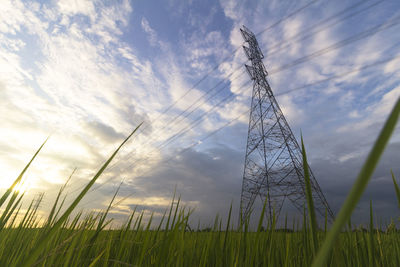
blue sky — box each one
[0,0,399,227]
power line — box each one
[107,1,389,174]
[266,0,385,57]
[65,2,345,196]
[118,15,400,169]
[64,69,249,196]
[255,0,320,36]
[170,1,391,145]
[274,52,400,96]
[79,0,355,182]
[269,15,400,75]
[131,0,321,137]
[73,78,252,196]
[60,1,395,200]
[143,51,400,174]
[157,79,250,150]
[80,52,400,209]
[106,66,247,171]
[76,52,400,209]
[73,17,400,198]
[65,74,250,196]
[78,107,251,209]
[100,53,400,210]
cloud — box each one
[57,0,96,23]
[310,141,400,224]
[83,121,124,143]
[0,0,156,196]
[337,85,400,133]
[141,17,158,47]
[125,145,244,223]
[140,17,167,50]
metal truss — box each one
[239,25,334,224]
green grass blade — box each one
[46,168,75,227]
[257,195,268,233]
[312,98,400,267]
[88,249,105,267]
[301,135,318,255]
[223,202,233,252]
[19,123,142,267]
[391,170,400,208]
[0,138,48,208]
[165,189,176,231]
[368,200,375,266]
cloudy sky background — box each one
[0,0,399,227]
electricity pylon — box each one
[239,25,334,224]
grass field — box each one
[0,98,399,266]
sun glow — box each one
[12,181,31,194]
[0,162,39,192]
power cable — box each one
[266,0,385,57]
[269,16,400,75]
[77,51,400,208]
[106,1,386,175]
[130,0,322,137]
[94,53,400,210]
[59,1,397,202]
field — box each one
[0,99,398,266]
[2,207,400,266]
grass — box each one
[0,98,398,266]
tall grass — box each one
[0,98,398,266]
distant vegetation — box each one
[0,99,399,266]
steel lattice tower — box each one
[239,26,334,223]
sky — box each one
[0,0,400,228]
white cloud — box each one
[140,17,167,50]
[384,57,400,74]
[0,0,159,197]
[338,86,400,133]
[371,86,400,117]
[141,17,158,46]
[282,17,303,56]
[184,30,229,72]
[57,0,96,23]
[349,110,361,119]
